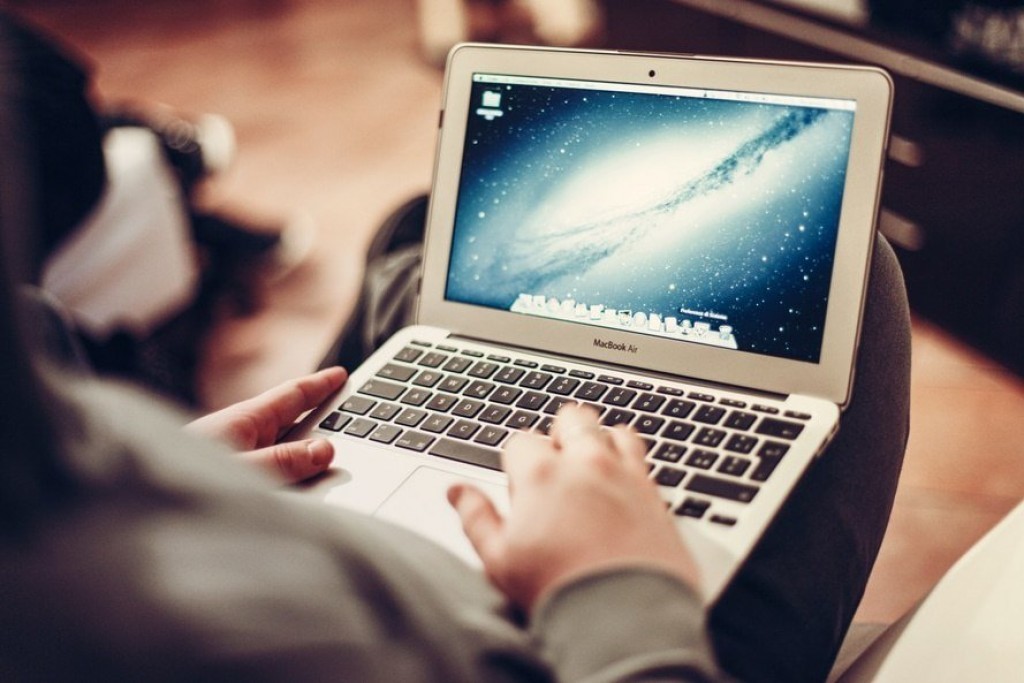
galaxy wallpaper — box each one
[445,78,856,362]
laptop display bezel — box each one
[418,44,892,406]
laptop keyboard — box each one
[316,339,811,527]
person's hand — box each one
[448,404,700,613]
[186,366,347,484]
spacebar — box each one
[428,438,502,471]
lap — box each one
[708,236,912,682]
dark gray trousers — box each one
[709,236,911,682]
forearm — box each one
[531,568,727,683]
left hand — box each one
[186,366,348,483]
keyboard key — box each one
[597,375,623,385]
[412,370,444,387]
[784,410,812,420]
[536,416,554,435]
[461,349,484,358]
[425,394,458,412]
[395,430,434,452]
[755,417,805,440]
[513,359,538,368]
[344,418,377,438]
[468,361,499,378]
[359,380,405,401]
[751,441,789,481]
[438,376,469,393]
[544,396,578,415]
[436,344,458,352]
[634,393,666,413]
[487,354,510,363]
[758,441,790,459]
[377,363,417,382]
[421,414,454,433]
[752,404,780,414]
[521,371,553,390]
[656,386,685,396]
[663,421,696,442]
[516,391,549,411]
[430,438,501,471]
[410,340,432,347]
[507,411,539,430]
[569,369,595,379]
[724,411,757,431]
[601,408,635,427]
[688,392,716,403]
[693,427,727,448]
[710,515,737,526]
[548,377,580,395]
[443,356,472,373]
[447,420,481,440]
[627,380,654,391]
[418,352,448,368]
[341,395,376,415]
[479,405,512,424]
[720,398,747,408]
[540,364,566,374]
[693,405,727,425]
[685,449,718,469]
[370,424,402,444]
[718,455,751,477]
[318,411,351,432]
[399,389,432,406]
[653,442,687,463]
[369,402,401,421]
[751,458,781,481]
[490,386,522,404]
[654,467,686,487]
[452,399,484,419]
[494,366,526,384]
[395,408,427,427]
[474,425,508,447]
[464,380,496,399]
[574,381,608,401]
[634,415,665,434]
[394,347,423,363]
[686,474,759,503]
[724,433,758,454]
[675,497,711,519]
[664,399,696,419]
[603,387,637,407]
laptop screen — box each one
[444,73,856,364]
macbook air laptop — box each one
[293,44,893,604]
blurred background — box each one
[5,0,1022,630]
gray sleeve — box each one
[530,569,727,683]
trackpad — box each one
[375,466,509,567]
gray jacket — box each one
[1,375,723,682]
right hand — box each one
[448,404,700,613]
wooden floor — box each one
[13,0,1024,627]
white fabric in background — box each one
[41,126,200,339]
[840,499,1024,682]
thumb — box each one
[241,439,334,484]
[448,484,506,572]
